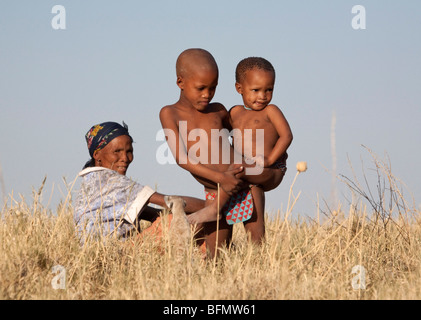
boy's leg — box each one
[204,214,233,259]
[198,189,233,258]
[243,186,265,243]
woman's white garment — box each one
[73,167,155,243]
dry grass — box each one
[1,151,420,300]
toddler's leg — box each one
[242,153,288,192]
[243,186,265,244]
[242,165,287,192]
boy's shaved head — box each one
[235,57,275,83]
[176,48,219,78]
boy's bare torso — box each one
[162,101,236,189]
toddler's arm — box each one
[264,105,293,167]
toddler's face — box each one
[236,69,275,111]
[179,69,218,111]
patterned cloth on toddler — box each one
[205,188,254,225]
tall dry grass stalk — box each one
[331,110,338,207]
[1,152,420,300]
[0,161,6,207]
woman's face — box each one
[93,135,133,175]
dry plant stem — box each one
[286,171,300,214]
[0,161,6,207]
[357,207,367,299]
[61,175,78,211]
[281,171,302,239]
[318,220,365,286]
[212,183,221,269]
[340,146,415,244]
[289,218,349,270]
[32,176,47,216]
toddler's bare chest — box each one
[233,112,272,131]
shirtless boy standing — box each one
[159,49,267,256]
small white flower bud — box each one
[296,161,307,173]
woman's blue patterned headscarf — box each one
[83,121,133,168]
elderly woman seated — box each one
[73,121,205,243]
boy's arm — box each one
[264,105,293,167]
[159,107,244,195]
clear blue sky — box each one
[1,0,420,218]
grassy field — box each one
[1,153,420,300]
